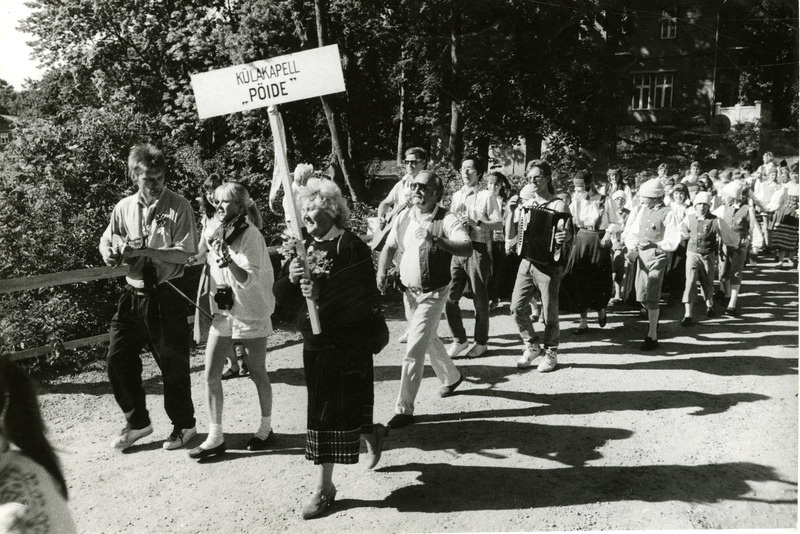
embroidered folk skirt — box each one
[303,346,374,465]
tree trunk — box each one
[396,73,406,165]
[447,7,464,168]
[524,131,543,163]
[313,0,367,201]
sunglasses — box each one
[409,182,429,192]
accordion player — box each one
[516,204,573,266]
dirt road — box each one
[39,261,797,533]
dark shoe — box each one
[188,442,226,460]
[680,317,692,327]
[638,307,648,318]
[574,327,589,335]
[724,307,740,317]
[609,298,623,306]
[706,306,716,317]
[302,485,337,520]
[239,362,249,376]
[598,311,607,328]
[639,336,658,351]
[221,368,240,380]
[387,414,413,429]
[364,424,387,470]
[439,374,464,398]
[246,432,274,451]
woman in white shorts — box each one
[189,182,276,460]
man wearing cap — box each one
[623,178,682,350]
[679,192,740,326]
[713,181,756,316]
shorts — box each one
[210,313,272,340]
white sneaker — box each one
[465,343,487,357]
[112,424,153,450]
[163,426,197,450]
[516,345,543,368]
[537,350,558,373]
[447,340,470,358]
[398,332,409,343]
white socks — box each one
[255,416,272,440]
[200,423,224,449]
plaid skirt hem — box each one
[305,428,361,465]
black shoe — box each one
[246,431,274,451]
[301,484,337,520]
[439,374,463,398]
[188,442,226,460]
[598,311,607,328]
[387,414,413,429]
[639,336,659,351]
[724,307,739,317]
[638,307,648,318]
[706,306,716,317]
[680,317,692,327]
[221,367,240,380]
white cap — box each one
[639,178,665,199]
[693,192,712,206]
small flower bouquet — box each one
[306,246,332,279]
[279,228,303,261]
[279,226,332,279]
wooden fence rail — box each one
[2,244,286,362]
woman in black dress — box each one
[287,177,387,520]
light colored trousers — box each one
[395,284,461,415]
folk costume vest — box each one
[687,214,718,255]
[639,203,671,243]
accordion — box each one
[516,204,573,266]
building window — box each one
[631,73,674,110]
[0,133,9,146]
[661,11,677,39]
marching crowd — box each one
[1,143,796,529]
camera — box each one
[214,285,234,310]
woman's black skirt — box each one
[563,229,613,311]
[303,346,374,465]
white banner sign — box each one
[190,45,346,119]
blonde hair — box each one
[215,182,263,229]
[292,163,315,187]
[298,177,350,229]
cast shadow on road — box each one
[380,418,631,467]
[39,363,208,395]
[570,355,798,376]
[336,462,797,514]
[421,386,768,417]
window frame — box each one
[630,71,676,111]
[661,11,677,39]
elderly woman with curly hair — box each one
[287,177,387,520]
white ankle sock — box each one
[201,423,224,449]
[255,417,272,439]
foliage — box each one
[724,120,762,156]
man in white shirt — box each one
[377,171,472,429]
[445,154,503,358]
